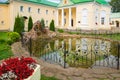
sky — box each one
[48,0,111,3]
[0,0,111,3]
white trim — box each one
[69,8,71,27]
[61,8,64,26]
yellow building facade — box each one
[110,13,120,29]
[0,0,111,31]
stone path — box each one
[11,42,120,80]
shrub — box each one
[8,32,20,42]
[14,14,25,34]
[49,20,55,31]
[40,18,45,30]
[0,57,36,80]
[57,29,64,33]
[28,16,33,31]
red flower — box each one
[0,57,36,79]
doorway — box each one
[116,21,119,28]
[71,19,73,27]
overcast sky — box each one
[0,0,111,3]
[48,0,111,3]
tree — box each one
[14,14,25,34]
[109,0,120,12]
[28,16,33,31]
[49,20,55,31]
[40,18,45,30]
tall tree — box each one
[40,18,45,30]
[14,14,25,34]
[28,16,33,31]
[109,0,120,12]
[49,20,55,31]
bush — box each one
[49,20,55,31]
[57,29,64,33]
[6,39,14,45]
[14,14,25,34]
[40,18,45,30]
[8,32,20,42]
[28,16,33,31]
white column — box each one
[61,8,64,26]
[69,8,72,27]
[56,10,58,26]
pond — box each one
[28,37,120,69]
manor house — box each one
[0,0,111,31]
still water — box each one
[30,37,119,68]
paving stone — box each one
[44,72,54,77]
[115,78,120,80]
[85,78,98,80]
[68,76,84,80]
[92,74,107,78]
[55,74,68,80]
[110,73,120,78]
[82,73,93,78]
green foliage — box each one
[14,14,25,34]
[40,18,45,30]
[41,75,58,80]
[28,16,33,31]
[49,20,55,31]
[57,29,64,33]
[109,0,120,12]
[7,32,20,42]
[0,32,13,60]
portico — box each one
[57,7,76,29]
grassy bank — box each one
[68,31,120,41]
[0,32,13,60]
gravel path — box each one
[11,42,120,80]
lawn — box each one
[0,32,13,60]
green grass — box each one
[41,75,58,80]
[0,32,13,60]
[67,31,120,41]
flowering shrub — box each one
[0,57,36,80]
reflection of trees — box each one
[110,42,118,56]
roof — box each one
[23,0,59,7]
[71,0,109,5]
[110,13,120,18]
[0,0,109,6]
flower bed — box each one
[0,57,40,80]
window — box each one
[53,11,55,15]
[112,21,114,25]
[1,21,4,24]
[64,18,66,25]
[64,0,67,4]
[46,20,48,26]
[100,10,106,25]
[20,6,23,12]
[28,7,31,12]
[38,8,40,13]
[46,10,48,14]
[81,9,88,25]
[101,18,105,25]
[64,12,66,16]
[95,9,99,25]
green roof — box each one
[0,0,109,6]
[110,13,120,18]
[23,0,58,7]
[71,0,109,5]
